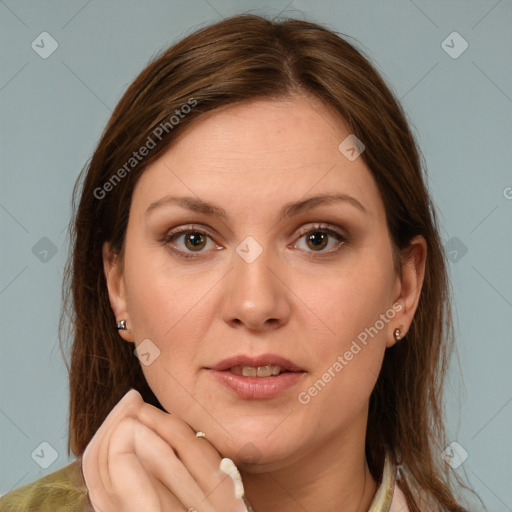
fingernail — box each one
[120,388,140,404]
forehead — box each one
[131,97,384,223]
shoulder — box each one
[0,458,92,512]
[392,478,437,512]
[390,480,410,511]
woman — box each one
[0,13,481,512]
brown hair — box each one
[59,13,481,511]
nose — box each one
[220,241,291,332]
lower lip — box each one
[206,369,306,399]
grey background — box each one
[1,0,511,510]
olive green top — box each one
[0,452,406,511]
[0,457,92,512]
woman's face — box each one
[103,96,425,471]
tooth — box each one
[271,365,281,375]
[242,366,257,377]
[257,365,272,377]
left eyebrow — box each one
[276,192,368,222]
[145,192,368,221]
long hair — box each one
[59,13,481,511]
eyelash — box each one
[159,223,348,260]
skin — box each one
[92,95,426,511]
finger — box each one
[109,416,218,512]
[134,402,247,507]
[83,389,145,499]
[147,470,188,511]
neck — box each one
[239,407,379,512]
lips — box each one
[204,353,306,399]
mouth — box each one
[206,353,305,373]
[205,354,306,399]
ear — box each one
[102,241,134,343]
[387,235,427,348]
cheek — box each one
[299,263,392,354]
[125,245,210,340]
[294,258,392,411]
[297,300,386,426]
[123,248,218,412]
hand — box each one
[81,388,248,512]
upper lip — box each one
[206,354,305,372]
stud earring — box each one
[394,328,402,341]
[117,320,127,330]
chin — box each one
[213,429,301,471]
